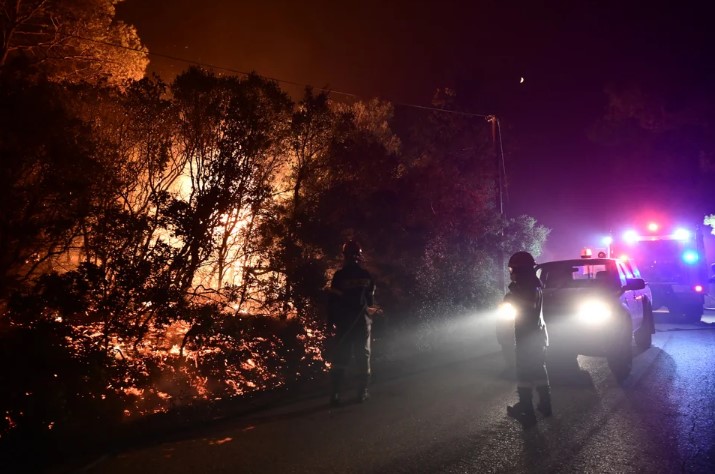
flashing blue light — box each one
[602,236,613,245]
[682,250,699,264]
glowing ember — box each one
[209,437,233,445]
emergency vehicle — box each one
[497,249,654,381]
[608,221,708,322]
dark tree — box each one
[0,76,114,299]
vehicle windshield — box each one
[621,240,703,284]
[539,262,617,289]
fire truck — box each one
[607,221,709,322]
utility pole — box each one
[487,115,506,293]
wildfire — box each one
[209,437,233,445]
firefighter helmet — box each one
[342,240,363,260]
[508,251,536,269]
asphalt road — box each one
[72,310,715,474]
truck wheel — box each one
[608,318,632,382]
[608,346,632,382]
[650,289,666,311]
[635,299,653,349]
[683,303,702,323]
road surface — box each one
[65,310,715,473]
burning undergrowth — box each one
[0,279,328,453]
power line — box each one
[69,32,506,206]
[67,33,491,119]
[67,33,505,199]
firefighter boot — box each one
[536,385,552,417]
[330,393,340,407]
[330,369,344,407]
[357,374,371,403]
[358,388,370,403]
[507,387,536,426]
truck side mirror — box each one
[625,278,646,291]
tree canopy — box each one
[1,0,147,84]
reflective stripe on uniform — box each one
[517,378,548,389]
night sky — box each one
[117,0,714,260]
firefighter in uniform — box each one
[504,251,552,425]
[328,240,376,406]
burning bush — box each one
[0,268,329,457]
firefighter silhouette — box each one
[504,251,552,426]
[327,240,376,406]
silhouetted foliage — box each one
[0,63,548,460]
[1,267,131,458]
[0,75,114,299]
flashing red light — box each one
[647,222,659,232]
[694,285,704,293]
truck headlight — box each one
[498,302,517,320]
[577,300,612,324]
